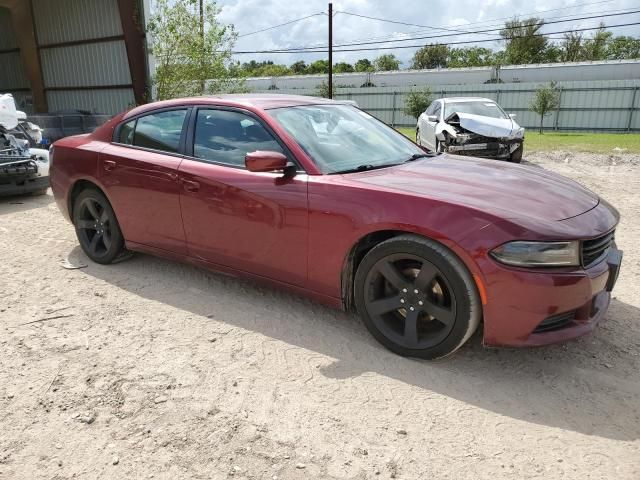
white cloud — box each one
[216,0,640,66]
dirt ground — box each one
[1,151,639,480]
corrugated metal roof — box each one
[0,52,29,89]
[33,0,123,45]
[40,40,131,88]
[0,8,17,50]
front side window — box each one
[268,104,425,174]
[193,109,283,167]
[425,101,436,115]
[132,109,188,153]
[433,103,441,119]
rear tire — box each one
[72,188,125,264]
[354,234,481,359]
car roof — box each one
[440,97,496,103]
[124,94,338,119]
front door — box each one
[100,108,189,254]
[178,107,308,286]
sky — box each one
[216,0,640,66]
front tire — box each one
[509,144,523,163]
[354,235,481,359]
[73,188,125,264]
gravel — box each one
[1,151,639,479]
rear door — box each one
[177,107,308,286]
[100,108,189,254]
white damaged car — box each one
[416,97,524,163]
[1,93,50,196]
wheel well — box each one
[341,230,408,310]
[69,179,101,219]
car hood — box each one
[447,112,520,138]
[345,155,598,222]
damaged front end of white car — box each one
[437,111,524,162]
[1,94,50,196]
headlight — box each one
[491,241,580,267]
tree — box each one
[354,58,374,72]
[448,47,495,68]
[308,59,329,74]
[529,82,560,134]
[290,60,308,74]
[374,54,401,71]
[500,17,548,64]
[315,80,336,99]
[404,87,433,120]
[147,0,242,100]
[561,31,583,62]
[257,64,290,77]
[582,23,612,61]
[333,62,354,73]
[411,44,449,69]
[606,36,640,60]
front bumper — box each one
[446,138,522,159]
[481,248,621,347]
[0,175,49,196]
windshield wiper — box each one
[331,163,401,174]
[404,153,431,162]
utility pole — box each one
[199,0,205,94]
[328,2,333,99]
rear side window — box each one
[193,109,283,167]
[118,120,135,144]
[128,109,188,153]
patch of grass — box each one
[523,132,640,154]
[395,127,640,154]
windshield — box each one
[268,104,424,174]
[444,101,508,120]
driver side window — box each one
[425,101,436,116]
[193,109,283,167]
[433,103,441,120]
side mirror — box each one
[245,151,288,173]
[427,115,438,123]
[509,113,517,119]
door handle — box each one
[182,179,200,192]
[104,160,117,172]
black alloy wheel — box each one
[73,189,124,264]
[354,235,481,359]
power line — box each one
[230,21,640,54]
[334,10,500,37]
[232,8,638,53]
[237,12,325,38]
[331,2,627,47]
[329,9,640,48]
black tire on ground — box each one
[31,188,49,196]
[354,234,481,359]
[72,188,125,264]
[509,144,523,163]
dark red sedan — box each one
[50,95,622,359]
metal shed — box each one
[0,0,150,114]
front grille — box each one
[581,230,615,268]
[533,311,576,333]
